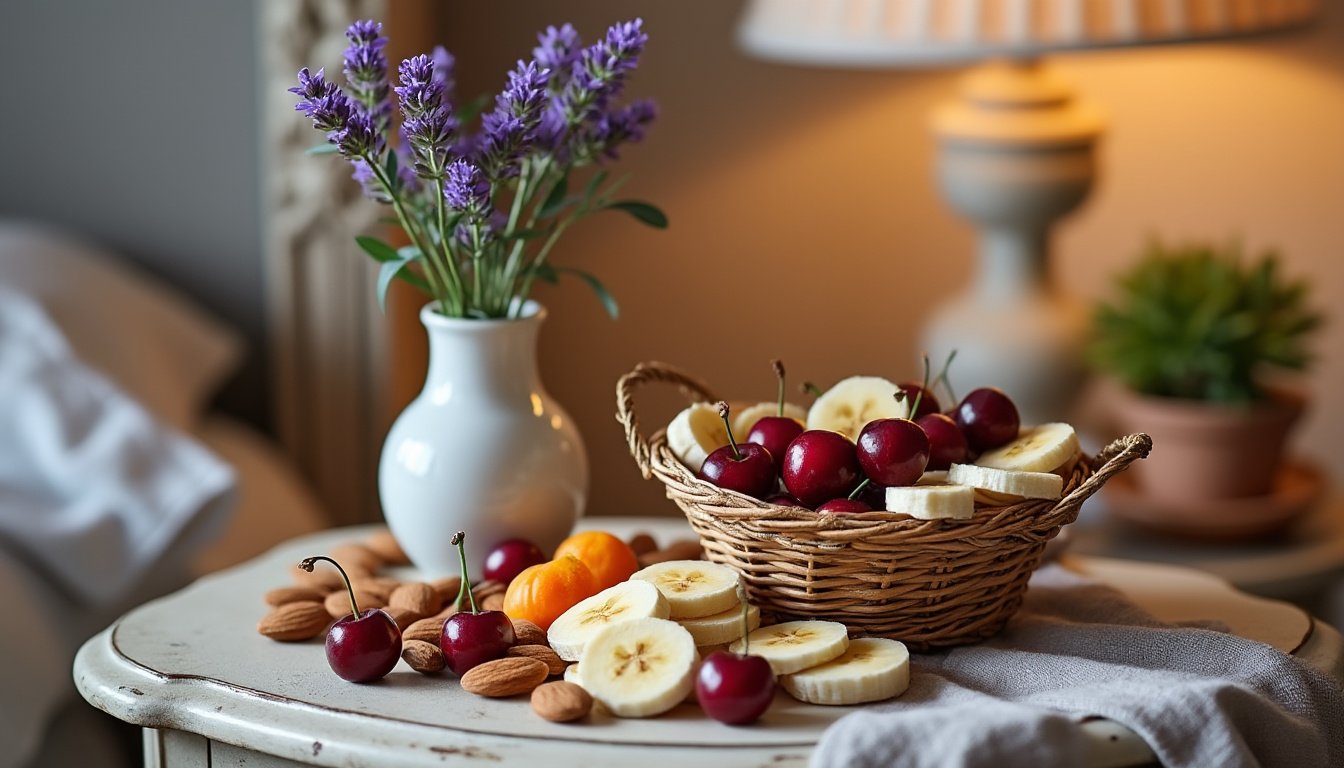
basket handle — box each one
[1056,432,1153,515]
[616,362,720,479]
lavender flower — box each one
[533,24,581,77]
[560,19,647,125]
[478,60,549,179]
[343,20,391,126]
[592,98,657,159]
[335,110,380,158]
[396,54,458,180]
[290,68,353,135]
[431,45,456,102]
[444,159,491,217]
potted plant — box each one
[1089,241,1321,507]
[290,19,665,574]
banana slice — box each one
[580,617,697,718]
[807,376,909,440]
[885,484,975,520]
[631,560,741,619]
[732,401,808,439]
[916,470,948,485]
[728,620,849,675]
[976,423,1080,473]
[678,601,760,647]
[563,662,582,686]
[548,580,671,662]
[947,463,1063,501]
[666,402,730,473]
[780,637,910,706]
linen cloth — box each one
[815,564,1344,768]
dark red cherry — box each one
[856,418,930,487]
[898,382,941,420]
[918,413,969,471]
[816,497,872,514]
[953,387,1020,452]
[698,650,776,724]
[299,555,401,683]
[781,430,862,508]
[440,532,516,676]
[765,493,805,508]
[747,417,804,474]
[483,538,546,584]
[701,443,777,499]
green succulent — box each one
[1089,241,1322,405]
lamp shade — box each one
[739,0,1321,67]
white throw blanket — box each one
[815,564,1344,768]
[0,288,236,766]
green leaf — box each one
[538,174,571,218]
[604,200,668,229]
[355,235,401,263]
[583,169,609,204]
[397,245,422,260]
[305,144,339,156]
[456,94,490,124]
[384,149,398,179]
[526,263,559,284]
[376,255,428,313]
[555,266,619,319]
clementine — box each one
[553,530,639,590]
[501,555,599,630]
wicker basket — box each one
[617,361,1152,651]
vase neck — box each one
[421,311,542,401]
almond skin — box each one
[330,543,384,574]
[402,640,446,674]
[472,579,506,601]
[510,619,548,647]
[637,539,704,567]
[480,592,506,612]
[258,601,330,641]
[627,532,659,556]
[389,582,441,616]
[403,617,445,645]
[531,681,593,722]
[430,576,463,605]
[460,657,549,697]
[383,605,421,631]
[351,576,401,603]
[264,586,326,607]
[364,529,410,565]
[507,644,567,676]
[323,589,386,619]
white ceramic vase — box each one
[378,302,588,577]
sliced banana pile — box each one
[780,637,911,706]
[666,402,731,473]
[807,376,909,441]
[579,616,699,718]
[631,560,742,619]
[732,401,808,438]
[548,580,670,662]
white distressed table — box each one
[74,517,1344,768]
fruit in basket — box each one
[580,616,698,717]
[744,360,807,473]
[975,422,1080,473]
[298,555,401,683]
[765,492,805,508]
[554,531,640,590]
[442,532,517,676]
[632,559,742,619]
[952,387,1021,452]
[781,430,863,508]
[806,375,910,440]
[946,463,1063,501]
[779,637,910,706]
[697,593,776,725]
[856,412,930,487]
[728,620,850,675]
[816,496,872,513]
[699,402,777,499]
[918,412,970,471]
[884,484,975,520]
[502,554,601,631]
[898,382,941,419]
[547,580,671,661]
[483,538,547,585]
[667,402,731,473]
[733,402,808,440]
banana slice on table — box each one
[885,484,976,520]
[728,620,849,675]
[947,463,1063,501]
[547,580,671,662]
[732,401,808,439]
[679,601,761,646]
[632,560,741,619]
[780,637,910,706]
[563,662,582,686]
[580,617,698,718]
[975,423,1080,473]
[666,402,730,473]
[807,376,909,441]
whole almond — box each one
[365,529,410,565]
[403,616,445,645]
[627,532,658,556]
[508,644,566,676]
[430,576,462,604]
[257,601,330,641]
[402,640,446,674]
[389,582,440,616]
[351,576,401,603]
[511,619,548,647]
[460,657,549,697]
[383,605,421,630]
[480,592,506,612]
[531,681,592,722]
[323,589,386,619]
[473,579,506,601]
[264,586,326,607]
[289,564,345,592]
[637,539,704,567]
[330,543,384,574]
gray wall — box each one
[0,0,267,426]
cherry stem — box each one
[451,531,480,614]
[848,478,871,501]
[737,584,751,656]
[935,350,958,405]
[801,381,823,398]
[300,556,359,617]
[716,401,742,460]
[909,354,930,418]
[772,359,786,418]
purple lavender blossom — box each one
[343,20,391,126]
[335,110,380,158]
[290,68,353,135]
[444,159,491,217]
[558,19,647,130]
[592,98,657,159]
[351,159,390,202]
[478,60,549,179]
[533,24,581,76]
[396,53,458,180]
[431,46,456,102]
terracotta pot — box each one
[1109,387,1304,504]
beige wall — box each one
[433,2,1344,518]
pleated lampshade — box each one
[739,0,1322,66]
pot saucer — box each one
[1103,460,1326,542]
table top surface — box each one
[74,518,1343,768]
